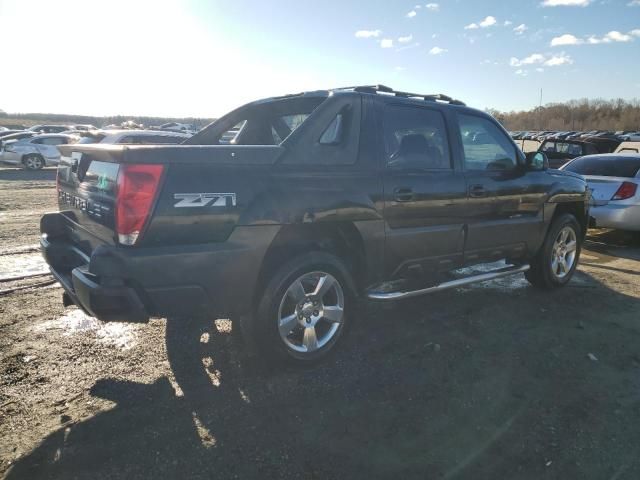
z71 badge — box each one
[173,193,237,208]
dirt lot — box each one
[1,165,639,479]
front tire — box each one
[253,252,355,364]
[23,154,45,170]
[526,213,582,289]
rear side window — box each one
[564,156,640,178]
[33,136,67,145]
[384,105,451,170]
[458,114,517,171]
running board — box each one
[366,264,530,301]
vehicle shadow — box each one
[0,167,56,182]
[6,271,640,479]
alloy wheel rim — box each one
[551,226,577,279]
[277,271,344,354]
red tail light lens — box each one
[115,164,164,245]
[611,181,637,201]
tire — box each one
[23,154,45,170]
[526,213,582,289]
[252,251,355,365]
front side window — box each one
[458,114,517,171]
[384,105,451,170]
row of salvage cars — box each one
[0,126,190,170]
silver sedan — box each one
[561,153,640,231]
[0,134,79,170]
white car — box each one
[0,133,79,169]
[77,129,190,145]
[152,122,198,135]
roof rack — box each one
[335,84,466,106]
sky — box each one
[0,0,639,117]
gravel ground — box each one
[1,165,639,479]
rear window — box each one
[188,96,327,146]
[564,156,640,178]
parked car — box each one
[562,154,640,231]
[538,139,600,168]
[1,133,79,169]
[27,125,71,134]
[615,141,640,154]
[0,129,26,139]
[76,129,190,145]
[0,131,35,151]
[151,122,198,135]
[41,85,589,364]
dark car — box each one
[41,85,589,364]
[27,125,71,134]
[539,139,600,168]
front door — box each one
[455,113,546,264]
[382,104,467,278]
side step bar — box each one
[367,264,530,301]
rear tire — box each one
[526,213,582,289]
[23,154,44,170]
[252,252,355,365]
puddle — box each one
[0,253,48,280]
[36,309,138,350]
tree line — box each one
[488,98,640,132]
[0,110,215,130]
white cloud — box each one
[588,30,633,44]
[551,29,639,46]
[432,33,438,38]
[510,53,545,66]
[398,35,413,43]
[428,46,448,55]
[504,20,513,26]
[425,3,440,11]
[515,69,528,76]
[407,10,417,18]
[380,38,394,48]
[509,52,572,67]
[479,16,497,27]
[544,53,573,65]
[541,0,591,6]
[629,0,640,5]
[355,30,382,38]
[550,33,583,45]
[536,67,545,72]
[513,24,528,35]
[465,15,497,29]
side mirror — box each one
[525,151,548,171]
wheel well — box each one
[552,202,588,236]
[253,223,366,306]
[22,153,43,163]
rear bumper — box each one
[41,212,279,322]
[590,204,640,231]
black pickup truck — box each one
[41,85,590,363]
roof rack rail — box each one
[335,84,466,106]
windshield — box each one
[564,155,640,177]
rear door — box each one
[381,103,467,277]
[455,112,546,264]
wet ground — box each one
[1,165,639,479]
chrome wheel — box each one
[551,226,577,279]
[24,155,43,170]
[277,271,345,354]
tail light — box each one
[611,181,637,201]
[115,164,164,245]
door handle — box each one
[393,187,414,202]
[468,184,486,198]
